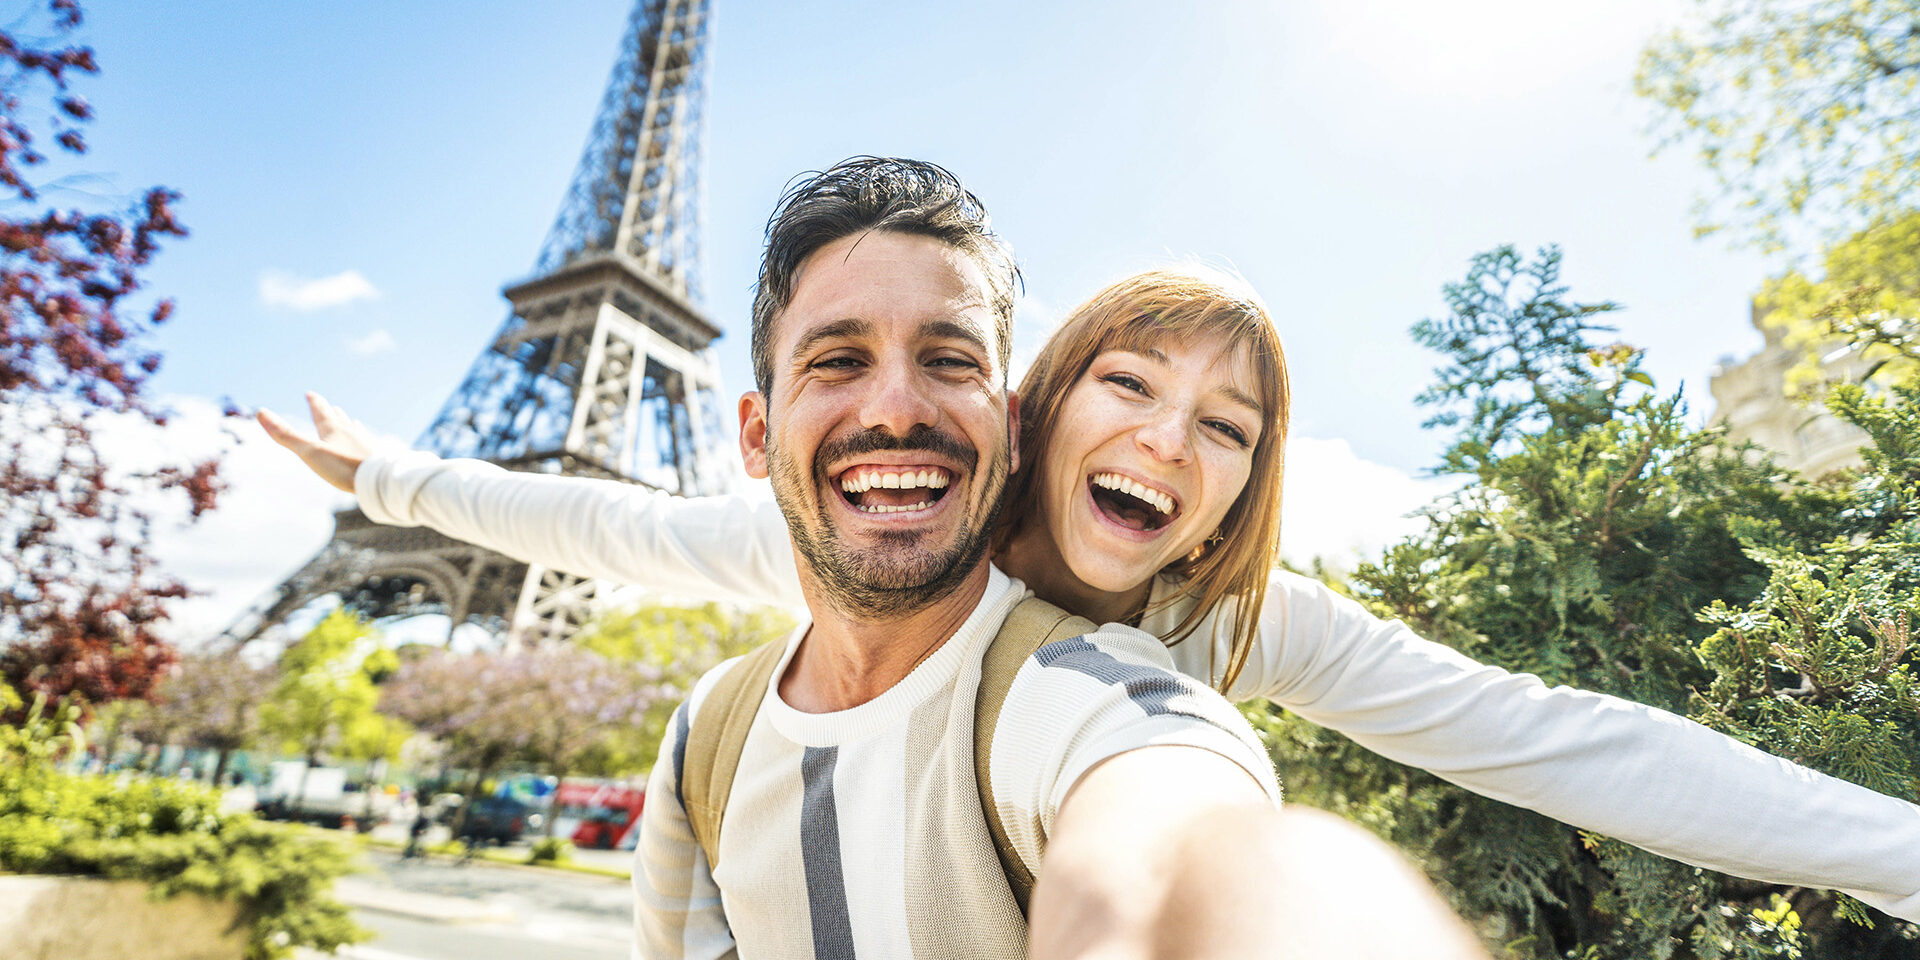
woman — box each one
[262,266,1920,922]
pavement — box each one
[295,846,633,960]
[332,874,519,925]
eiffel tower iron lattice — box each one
[225,0,725,649]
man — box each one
[262,158,1489,959]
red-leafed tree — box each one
[0,1,217,718]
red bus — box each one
[554,779,646,850]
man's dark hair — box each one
[750,157,1021,397]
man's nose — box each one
[859,357,941,436]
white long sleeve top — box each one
[356,450,1920,922]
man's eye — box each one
[930,356,981,370]
[812,356,864,371]
[1100,373,1148,395]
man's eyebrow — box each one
[788,318,874,363]
[924,318,992,357]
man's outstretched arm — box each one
[1031,746,1489,960]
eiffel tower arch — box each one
[224,0,726,649]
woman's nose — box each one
[1136,409,1193,464]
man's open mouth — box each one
[839,466,955,514]
[1088,472,1179,532]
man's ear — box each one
[739,391,770,480]
[1006,388,1021,476]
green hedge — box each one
[1,689,366,960]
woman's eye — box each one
[1101,373,1148,395]
[1207,420,1250,448]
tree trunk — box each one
[211,746,232,786]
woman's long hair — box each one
[996,266,1290,695]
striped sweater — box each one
[632,567,1279,959]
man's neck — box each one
[780,562,996,714]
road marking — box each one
[336,946,431,960]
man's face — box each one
[738,230,1017,618]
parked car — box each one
[254,762,393,831]
[453,795,544,845]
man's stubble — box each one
[767,419,1011,621]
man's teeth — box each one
[856,500,934,514]
[1090,472,1175,515]
[839,468,952,494]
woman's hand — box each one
[257,392,376,493]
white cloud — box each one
[86,396,349,648]
[258,269,380,312]
[1279,436,1456,571]
[346,329,397,355]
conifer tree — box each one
[1258,245,1917,958]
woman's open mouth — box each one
[838,466,955,514]
[1088,472,1179,532]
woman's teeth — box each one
[1089,472,1175,515]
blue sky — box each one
[56,0,1783,638]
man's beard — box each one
[769,423,1009,620]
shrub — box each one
[0,687,366,960]
[528,836,572,864]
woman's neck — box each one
[996,525,1154,627]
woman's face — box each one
[1036,335,1265,594]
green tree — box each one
[1636,0,1920,255]
[1756,210,1920,393]
[570,600,793,775]
[1637,0,1920,398]
[1258,246,1916,958]
[258,610,403,805]
[1694,376,1920,832]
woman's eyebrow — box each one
[1217,385,1262,414]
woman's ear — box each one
[738,391,770,480]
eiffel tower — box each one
[225,0,726,648]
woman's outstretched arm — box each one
[1211,570,1920,923]
[260,393,803,608]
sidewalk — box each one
[331,874,517,925]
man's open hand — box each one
[257,392,375,493]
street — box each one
[298,847,634,960]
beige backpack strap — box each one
[974,596,1098,916]
[681,638,787,873]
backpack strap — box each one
[679,594,1094,914]
[681,638,787,874]
[974,595,1098,916]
